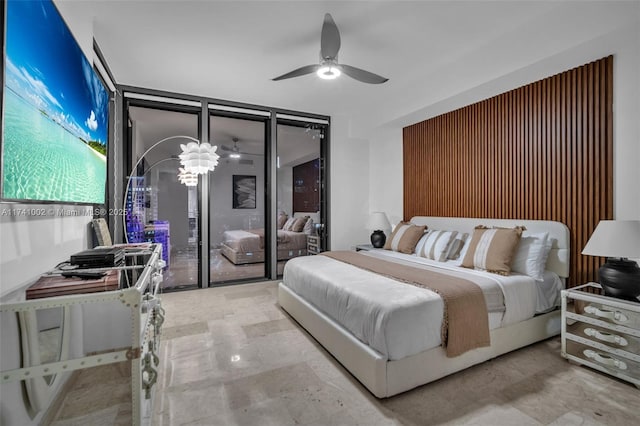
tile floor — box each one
[152,281,640,425]
[52,280,640,425]
[161,249,287,290]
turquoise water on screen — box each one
[2,90,106,203]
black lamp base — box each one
[370,230,386,248]
[599,258,640,301]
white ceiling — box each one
[57,0,639,135]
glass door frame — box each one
[207,109,271,285]
[116,87,331,288]
[274,115,330,261]
[122,95,205,289]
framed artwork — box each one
[232,175,256,209]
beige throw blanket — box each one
[321,251,490,357]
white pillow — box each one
[414,230,432,256]
[511,232,551,281]
[419,230,457,262]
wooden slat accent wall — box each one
[403,56,613,288]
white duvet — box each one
[282,250,561,361]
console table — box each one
[0,243,165,425]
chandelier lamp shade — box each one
[178,142,220,174]
[177,168,198,186]
[123,135,218,243]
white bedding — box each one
[282,250,561,361]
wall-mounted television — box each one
[1,0,109,205]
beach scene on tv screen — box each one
[2,0,109,204]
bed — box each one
[220,212,319,264]
[278,216,570,398]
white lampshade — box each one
[582,220,640,258]
[179,142,220,174]
[368,212,391,232]
[177,168,198,186]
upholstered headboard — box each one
[410,216,570,279]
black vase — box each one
[599,259,640,301]
[370,230,386,248]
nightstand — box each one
[307,234,321,255]
[355,244,374,252]
[561,283,640,388]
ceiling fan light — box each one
[317,65,341,80]
[229,153,241,159]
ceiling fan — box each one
[272,13,388,84]
[220,137,244,159]
[220,137,263,165]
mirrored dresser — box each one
[561,282,640,389]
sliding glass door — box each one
[276,120,328,261]
[208,114,267,285]
[125,104,201,291]
[122,91,329,289]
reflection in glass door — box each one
[276,122,325,272]
[125,105,200,291]
[209,115,267,284]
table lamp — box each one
[582,220,640,301]
[368,212,391,248]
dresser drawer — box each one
[566,340,640,381]
[567,321,640,354]
[577,301,640,330]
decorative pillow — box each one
[383,221,427,254]
[418,230,457,262]
[414,230,433,257]
[277,213,289,229]
[292,216,310,232]
[461,226,525,275]
[303,217,315,235]
[510,232,551,281]
[446,232,469,260]
[282,217,297,231]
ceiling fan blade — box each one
[221,145,233,151]
[340,64,389,84]
[321,13,341,59]
[272,64,319,81]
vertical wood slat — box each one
[402,56,613,289]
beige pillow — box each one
[277,214,289,229]
[282,217,296,231]
[303,217,315,235]
[292,216,310,232]
[461,226,525,275]
[383,221,427,254]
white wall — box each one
[329,115,371,250]
[368,126,404,228]
[365,23,640,234]
[0,210,92,296]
